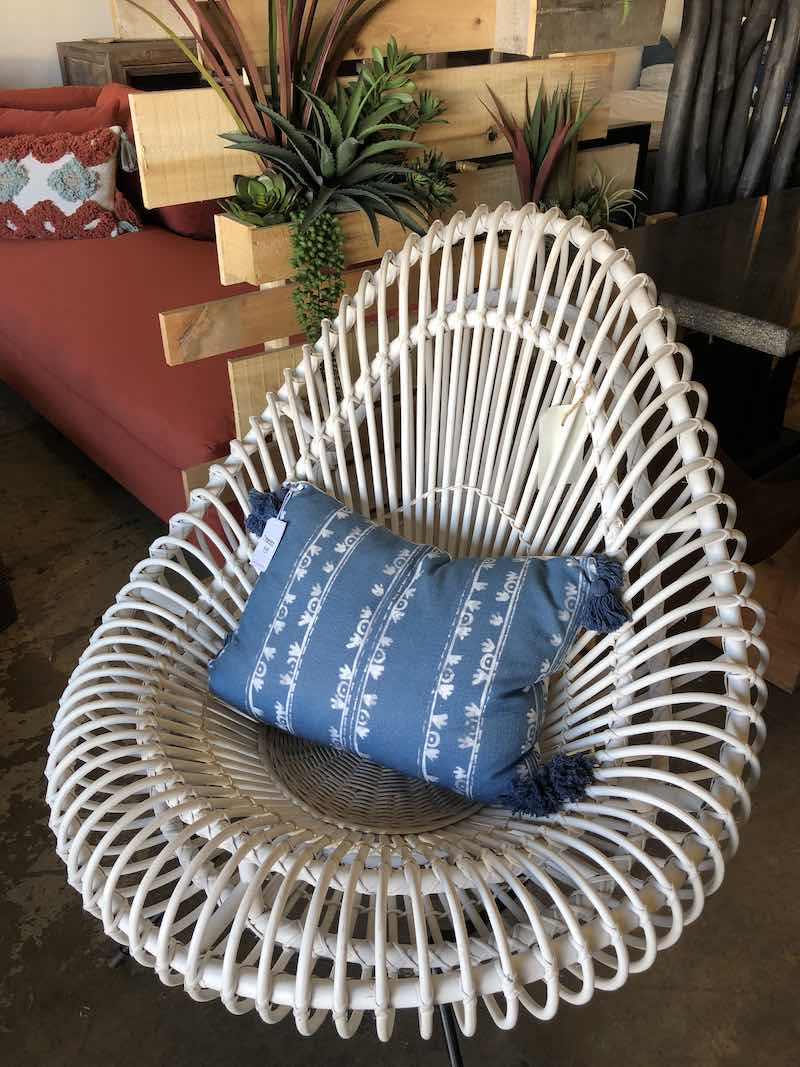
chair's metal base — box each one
[438,1004,464,1067]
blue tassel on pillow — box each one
[504,753,596,817]
[246,487,287,536]
[578,555,628,634]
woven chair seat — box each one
[46,205,767,1042]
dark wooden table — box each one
[623,191,800,692]
[623,189,800,358]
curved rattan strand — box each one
[46,204,767,1043]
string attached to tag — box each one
[560,386,587,425]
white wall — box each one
[0,0,114,89]
[663,0,684,46]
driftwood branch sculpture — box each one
[652,0,710,213]
[654,0,800,213]
[684,0,722,212]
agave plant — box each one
[220,38,448,237]
[562,164,644,230]
[482,78,599,210]
[223,173,300,226]
[222,106,421,238]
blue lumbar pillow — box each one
[209,482,627,817]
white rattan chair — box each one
[46,204,767,1054]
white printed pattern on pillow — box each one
[335,544,430,754]
[416,558,490,783]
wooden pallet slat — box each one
[130,51,613,209]
[117,1,666,60]
[229,345,303,439]
[233,0,492,65]
[116,0,492,61]
[161,270,362,365]
[130,89,260,211]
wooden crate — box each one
[452,142,639,214]
[213,140,635,291]
[129,51,613,209]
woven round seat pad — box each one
[260,724,482,832]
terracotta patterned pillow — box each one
[0,126,140,240]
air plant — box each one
[552,164,644,230]
[482,78,599,211]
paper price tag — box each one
[535,403,589,489]
[251,517,287,574]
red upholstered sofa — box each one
[0,84,253,520]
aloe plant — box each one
[482,78,599,210]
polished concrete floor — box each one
[0,384,797,1066]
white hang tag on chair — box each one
[534,403,589,489]
[251,517,287,574]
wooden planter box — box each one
[215,211,408,287]
[215,138,639,288]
